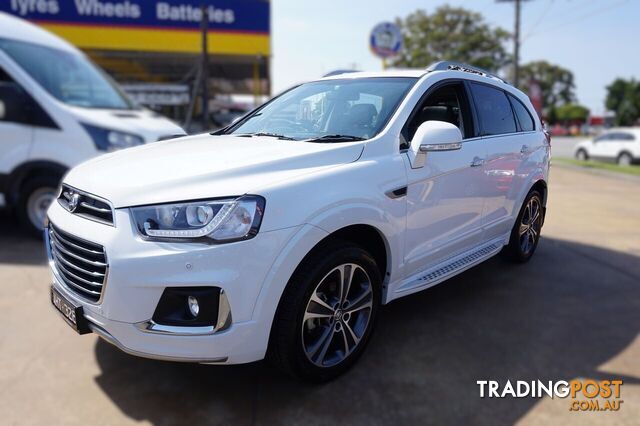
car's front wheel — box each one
[269,242,381,382]
[17,176,59,238]
[575,149,589,161]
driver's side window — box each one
[402,82,474,149]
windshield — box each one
[227,77,417,141]
[0,38,134,109]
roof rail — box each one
[426,61,509,85]
[323,69,359,77]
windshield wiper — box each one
[305,134,366,142]
[235,132,296,140]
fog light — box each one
[153,287,220,327]
[187,296,199,317]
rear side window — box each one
[508,94,535,132]
[470,83,516,136]
[612,132,635,141]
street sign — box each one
[369,22,403,59]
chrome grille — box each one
[48,224,107,303]
[58,185,114,226]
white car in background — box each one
[47,62,550,382]
[0,12,185,235]
[574,128,640,166]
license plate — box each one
[51,286,91,334]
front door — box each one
[0,66,33,190]
[402,81,486,279]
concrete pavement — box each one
[0,165,638,425]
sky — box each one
[271,0,640,115]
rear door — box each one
[468,82,535,241]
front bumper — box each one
[47,200,300,363]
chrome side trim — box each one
[134,289,233,336]
[88,322,228,364]
[419,142,462,152]
[134,321,216,336]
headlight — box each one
[131,195,265,243]
[82,123,144,151]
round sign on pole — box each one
[370,22,403,59]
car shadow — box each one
[0,210,47,265]
[92,237,640,425]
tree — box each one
[392,6,511,72]
[553,103,590,124]
[605,78,640,126]
[519,61,576,116]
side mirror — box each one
[408,120,463,168]
[0,99,5,120]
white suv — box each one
[47,62,550,382]
[574,128,640,166]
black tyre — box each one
[268,241,381,382]
[502,189,544,263]
[16,175,59,238]
[575,149,589,161]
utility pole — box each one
[200,3,210,130]
[497,0,531,87]
[514,0,521,86]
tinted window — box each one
[0,66,57,128]
[610,132,635,141]
[509,94,535,131]
[404,83,474,146]
[470,83,516,136]
[0,67,12,82]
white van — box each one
[0,12,186,235]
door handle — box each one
[520,145,529,154]
[470,156,484,167]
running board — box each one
[395,240,504,296]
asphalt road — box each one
[0,165,638,425]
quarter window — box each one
[508,94,535,132]
[470,83,517,136]
[0,66,57,128]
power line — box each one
[526,0,632,37]
[522,0,554,41]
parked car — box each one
[47,62,550,382]
[0,12,186,235]
[574,128,640,166]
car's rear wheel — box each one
[617,152,633,166]
[17,176,59,238]
[575,149,589,161]
[502,189,544,263]
[269,241,381,382]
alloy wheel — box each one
[518,196,542,255]
[27,187,56,231]
[301,263,373,367]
